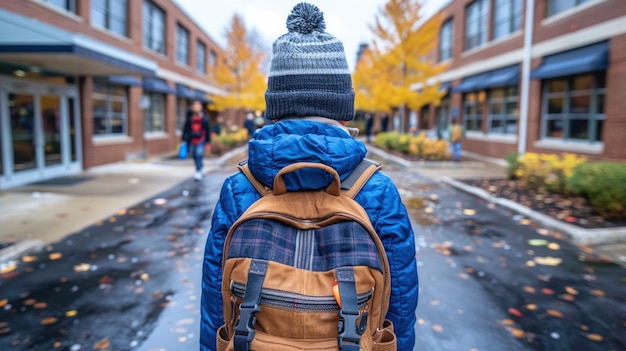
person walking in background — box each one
[182,100,211,180]
[244,112,256,138]
[381,113,390,133]
[365,113,374,143]
[449,118,464,162]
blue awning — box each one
[482,65,519,89]
[453,65,519,92]
[530,41,609,80]
[0,9,156,76]
[194,90,212,103]
[453,71,490,93]
[143,78,175,94]
[176,84,196,99]
[439,82,451,92]
[105,75,141,86]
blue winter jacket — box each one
[200,120,418,351]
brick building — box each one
[414,0,626,164]
[0,0,223,189]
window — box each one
[209,50,217,67]
[465,0,489,50]
[43,0,76,12]
[463,92,484,131]
[143,1,165,54]
[93,84,128,136]
[488,86,518,134]
[177,98,188,132]
[91,0,128,37]
[548,0,592,16]
[176,24,190,65]
[143,93,166,133]
[419,107,430,130]
[493,0,522,39]
[542,73,605,142]
[439,18,453,61]
[197,41,207,73]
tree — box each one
[211,14,266,112]
[354,0,447,132]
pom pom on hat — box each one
[286,3,326,34]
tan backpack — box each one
[217,160,397,351]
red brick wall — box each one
[0,0,224,168]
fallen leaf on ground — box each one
[463,209,476,216]
[508,308,523,318]
[547,309,564,318]
[418,319,425,325]
[590,289,606,298]
[40,317,58,325]
[458,273,469,280]
[510,329,525,338]
[520,219,532,225]
[73,263,91,273]
[0,263,17,274]
[525,304,537,311]
[430,300,440,306]
[178,336,187,342]
[53,341,61,348]
[501,319,515,326]
[542,288,555,295]
[526,260,536,267]
[528,239,548,247]
[0,327,10,334]
[34,302,47,309]
[523,286,536,294]
[432,325,444,333]
[23,299,36,306]
[65,310,78,317]
[177,318,194,326]
[93,338,110,349]
[547,243,560,250]
[534,257,562,266]
[49,253,63,260]
[560,294,576,302]
[586,334,603,342]
[22,256,38,263]
[565,287,579,295]
[0,299,7,308]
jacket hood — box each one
[247,120,367,191]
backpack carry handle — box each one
[273,163,341,196]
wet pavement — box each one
[1,156,625,351]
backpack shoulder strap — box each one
[238,160,272,197]
[342,158,382,199]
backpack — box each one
[217,160,397,351]
[450,124,463,143]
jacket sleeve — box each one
[371,179,419,350]
[200,178,239,351]
[204,116,212,143]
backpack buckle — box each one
[233,303,260,350]
[338,309,364,349]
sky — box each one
[173,0,443,71]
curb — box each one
[0,240,44,263]
[441,177,626,246]
[366,144,485,168]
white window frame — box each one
[540,72,606,144]
[92,84,128,136]
[439,18,454,62]
[493,0,523,40]
[463,92,484,132]
[142,0,166,54]
[143,93,166,134]
[91,0,128,37]
[488,86,518,135]
[176,23,190,65]
[465,0,489,51]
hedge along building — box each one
[0,0,224,190]
[416,0,626,164]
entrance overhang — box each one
[0,9,157,76]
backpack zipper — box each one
[231,281,372,312]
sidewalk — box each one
[0,146,247,262]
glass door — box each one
[40,95,63,166]
[9,93,37,173]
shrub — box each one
[505,152,520,179]
[374,132,451,161]
[515,153,587,193]
[566,162,626,219]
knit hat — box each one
[265,3,355,121]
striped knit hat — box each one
[265,3,355,121]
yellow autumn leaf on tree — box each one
[353,0,447,129]
[210,14,266,112]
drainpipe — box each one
[518,0,535,156]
